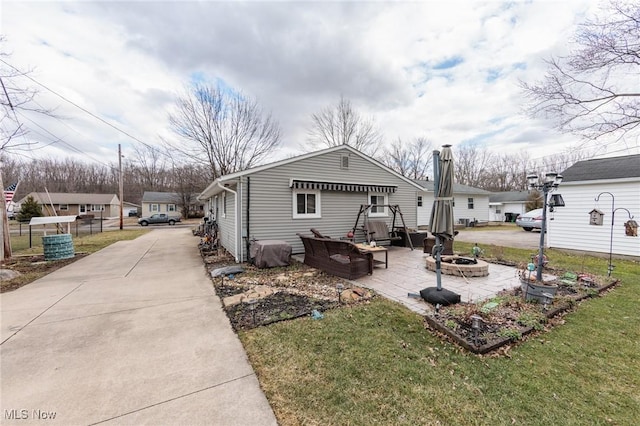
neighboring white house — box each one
[489,191,531,222]
[197,145,424,262]
[414,180,491,228]
[548,154,640,257]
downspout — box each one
[215,181,240,263]
[246,176,251,260]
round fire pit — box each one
[425,255,489,277]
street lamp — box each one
[527,172,564,282]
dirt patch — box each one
[202,249,373,330]
[1,254,89,293]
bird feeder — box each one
[589,208,604,226]
[624,220,638,237]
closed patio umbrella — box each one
[429,145,455,241]
[420,144,460,304]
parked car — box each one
[516,208,544,232]
[128,210,139,217]
[138,213,181,226]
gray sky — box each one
[2,0,636,167]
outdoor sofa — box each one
[296,233,373,280]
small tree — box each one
[525,190,543,211]
[17,195,42,222]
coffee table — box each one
[354,243,388,268]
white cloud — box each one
[1,0,636,168]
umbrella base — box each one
[419,287,461,306]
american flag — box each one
[4,182,18,206]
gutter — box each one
[214,181,240,263]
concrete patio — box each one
[353,246,526,315]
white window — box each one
[222,192,227,218]
[496,208,502,214]
[167,204,176,212]
[59,204,69,211]
[368,193,388,217]
[151,204,159,212]
[468,198,474,209]
[417,196,423,207]
[293,190,321,219]
[91,204,105,212]
[80,205,87,214]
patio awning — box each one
[290,180,397,193]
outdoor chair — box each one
[363,220,403,246]
[296,233,373,280]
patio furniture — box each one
[310,228,331,239]
[354,243,388,268]
[363,220,403,246]
[297,234,373,279]
[423,236,454,255]
[249,240,292,268]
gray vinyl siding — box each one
[238,149,419,260]
[547,179,640,256]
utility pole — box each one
[119,144,124,230]
[1,165,12,260]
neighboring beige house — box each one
[16,192,120,218]
[141,191,204,218]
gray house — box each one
[141,191,204,218]
[548,154,640,257]
[198,145,424,262]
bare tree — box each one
[307,95,383,156]
[521,1,640,142]
[170,163,209,218]
[382,137,433,180]
[454,144,494,187]
[167,83,281,181]
[131,143,168,190]
[1,36,54,154]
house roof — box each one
[18,192,119,205]
[489,191,531,203]
[142,191,180,203]
[199,145,424,199]
[142,191,202,204]
[561,154,640,182]
[413,180,492,195]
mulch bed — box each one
[201,248,371,331]
[425,275,619,354]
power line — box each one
[0,58,166,157]
[17,110,115,168]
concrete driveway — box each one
[454,226,542,250]
[1,229,276,425]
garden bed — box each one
[425,277,619,354]
[202,248,372,330]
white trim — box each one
[292,189,321,219]
[561,177,640,186]
[368,192,388,217]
